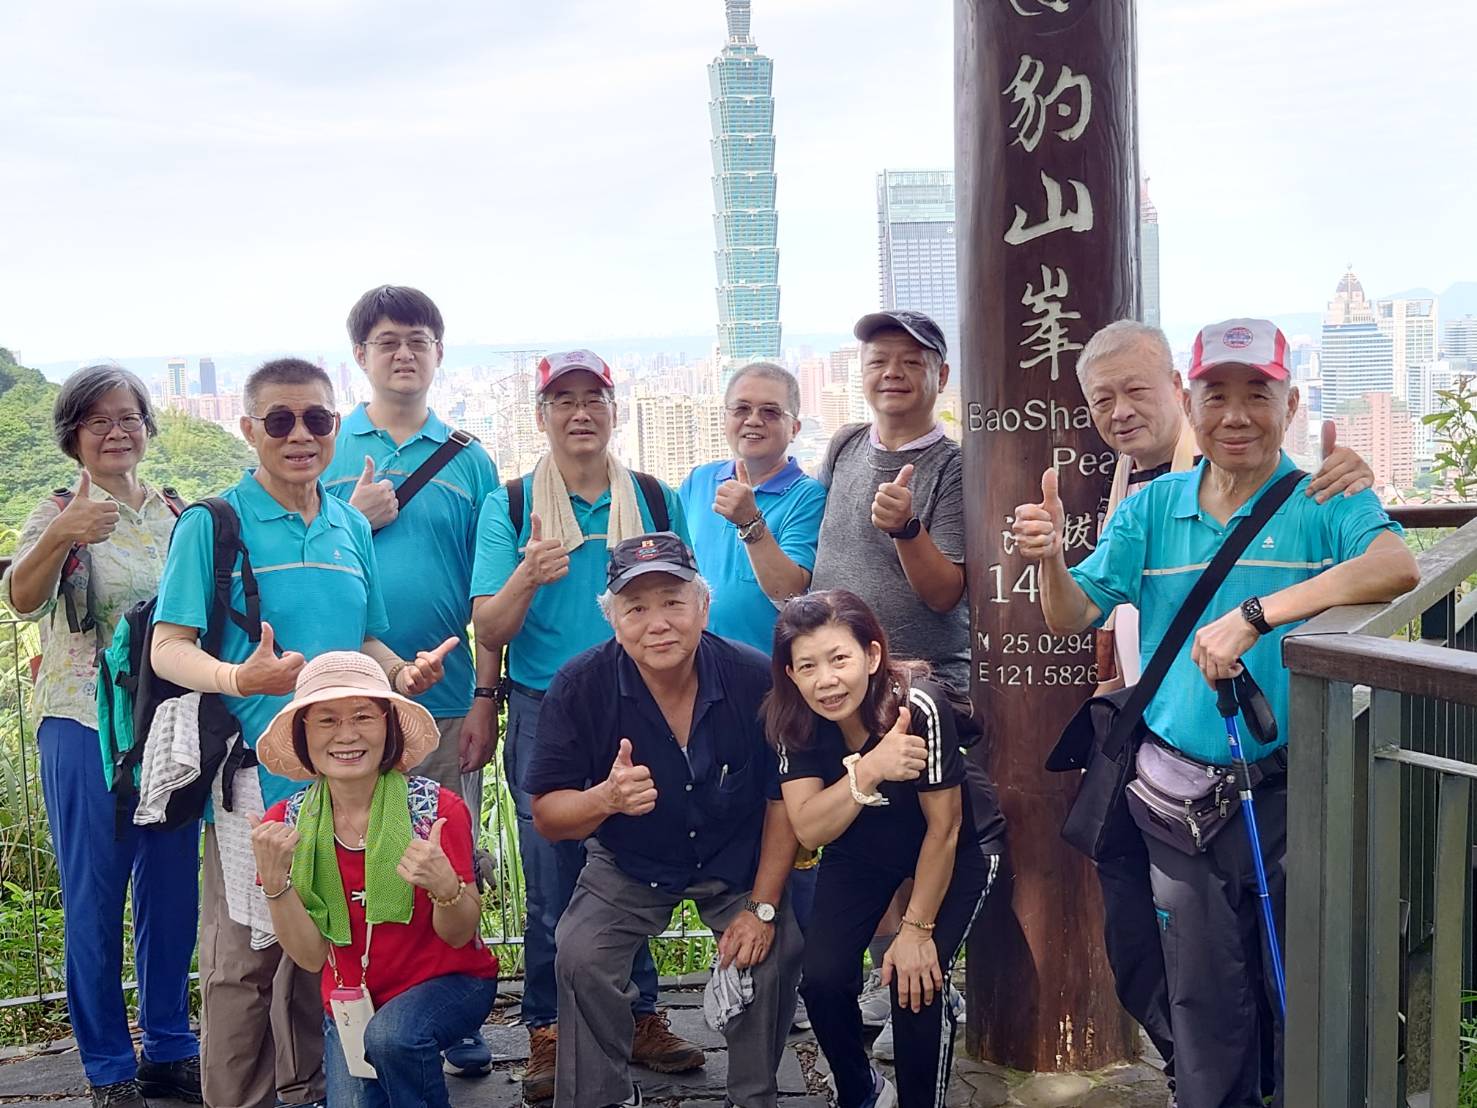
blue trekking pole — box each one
[1216,677,1287,1019]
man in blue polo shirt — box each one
[526,533,802,1108]
[1013,318,1419,1108]
[152,358,455,1108]
[470,350,701,1101]
[679,361,826,654]
[320,284,500,1076]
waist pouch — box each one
[1126,741,1287,856]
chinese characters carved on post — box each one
[1003,55,1092,153]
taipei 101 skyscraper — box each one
[708,0,781,378]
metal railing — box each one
[1284,504,1477,1107]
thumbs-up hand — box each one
[349,455,399,529]
[713,458,760,526]
[1011,468,1066,563]
[249,811,299,894]
[862,704,928,783]
[56,470,121,545]
[871,463,916,535]
[1306,419,1375,503]
[396,636,460,696]
[235,621,306,696]
[522,512,570,587]
[604,738,658,817]
[397,817,462,901]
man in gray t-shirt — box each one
[811,311,969,688]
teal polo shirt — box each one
[678,458,827,654]
[322,405,498,718]
[469,471,690,691]
[1069,452,1400,765]
[154,470,389,809]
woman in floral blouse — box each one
[2,365,202,1108]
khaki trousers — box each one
[200,823,324,1108]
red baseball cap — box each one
[536,350,615,393]
[1189,318,1290,381]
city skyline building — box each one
[1329,390,1415,491]
[1445,314,1477,363]
[708,0,781,378]
[198,356,217,396]
[1320,266,1394,412]
[876,169,959,364]
[1141,178,1160,329]
[165,357,188,403]
[1374,296,1436,402]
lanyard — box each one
[326,917,374,990]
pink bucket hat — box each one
[255,651,439,782]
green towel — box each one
[291,771,414,946]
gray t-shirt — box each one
[811,423,969,687]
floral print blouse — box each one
[2,480,180,729]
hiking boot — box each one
[523,1024,559,1103]
[630,1011,705,1073]
[90,1080,147,1108]
[136,1054,202,1103]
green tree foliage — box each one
[0,349,253,552]
[1424,375,1477,499]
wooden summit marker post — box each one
[956,0,1140,1071]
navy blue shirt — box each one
[523,632,779,896]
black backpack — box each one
[97,498,262,835]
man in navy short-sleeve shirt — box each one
[526,533,803,1108]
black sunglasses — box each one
[247,406,338,438]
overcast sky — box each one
[2,0,1473,366]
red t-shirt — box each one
[263,785,499,1013]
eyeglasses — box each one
[304,708,387,735]
[363,336,437,354]
[724,403,792,424]
[542,395,614,414]
[81,414,147,436]
[247,406,339,438]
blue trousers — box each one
[38,717,200,1086]
[503,687,658,1027]
[323,973,499,1108]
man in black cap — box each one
[811,310,967,689]
[525,533,803,1108]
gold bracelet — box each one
[262,875,293,900]
[428,878,466,908]
[901,915,936,932]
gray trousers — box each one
[553,843,802,1108]
[1147,779,1286,1108]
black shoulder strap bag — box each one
[1047,467,1305,861]
[393,428,476,510]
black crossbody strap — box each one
[1103,467,1306,757]
[394,428,474,510]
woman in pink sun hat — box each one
[249,650,498,1108]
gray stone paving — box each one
[0,986,1175,1107]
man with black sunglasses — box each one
[152,357,458,1108]
[321,284,500,1077]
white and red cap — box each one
[1189,318,1290,381]
[536,350,614,394]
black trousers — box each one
[1096,834,1176,1077]
[800,843,998,1108]
[1147,780,1286,1108]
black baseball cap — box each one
[853,309,947,360]
[606,532,699,594]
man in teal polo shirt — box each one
[470,350,702,1102]
[320,284,499,1077]
[679,361,826,654]
[152,358,455,1108]
[1012,318,1419,1108]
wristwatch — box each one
[737,514,767,544]
[744,898,777,923]
[472,686,498,700]
[1240,596,1273,635]
[888,517,922,541]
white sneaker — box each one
[868,1068,899,1108]
[791,995,811,1031]
[871,1015,894,1061]
[947,983,967,1024]
[857,970,890,1027]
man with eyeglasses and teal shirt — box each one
[318,285,500,1078]
[469,350,705,1103]
[150,357,458,1108]
[678,361,827,655]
